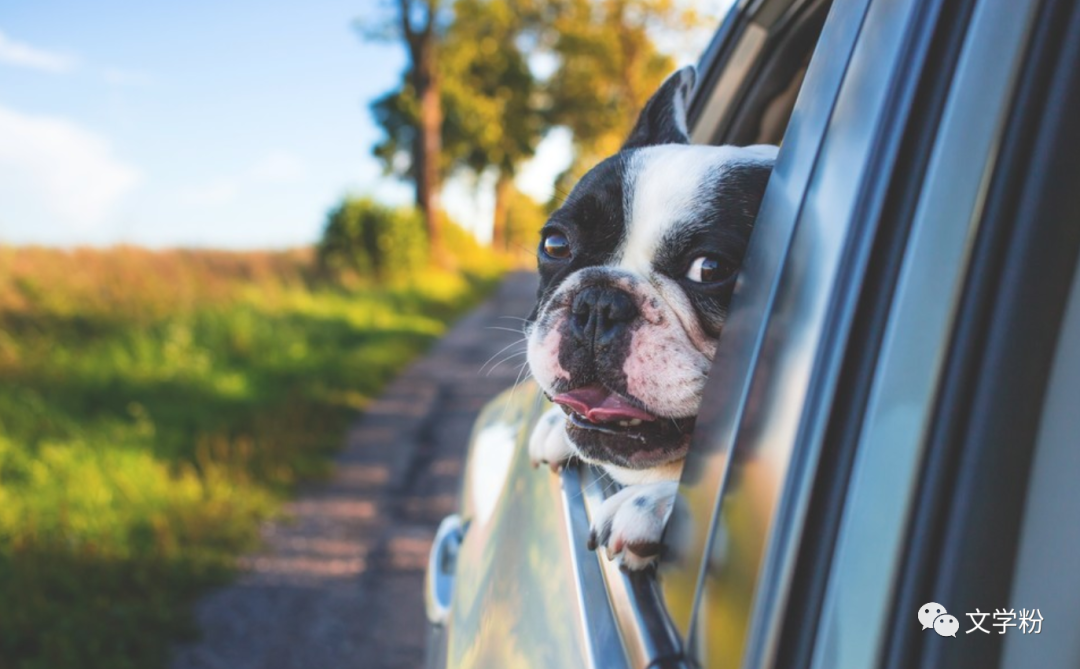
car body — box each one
[425,0,1080,666]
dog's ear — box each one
[622,66,696,150]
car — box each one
[424,0,1080,665]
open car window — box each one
[559,0,840,664]
[437,0,835,656]
[659,0,862,651]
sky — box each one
[0,0,728,249]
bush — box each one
[317,197,428,282]
[317,196,517,283]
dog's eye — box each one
[686,256,735,283]
[542,232,571,260]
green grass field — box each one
[0,246,501,669]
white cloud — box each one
[0,29,155,87]
[0,28,76,73]
[0,105,141,233]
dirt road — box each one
[171,271,538,669]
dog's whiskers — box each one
[485,350,528,377]
[478,337,527,375]
[497,360,534,422]
[507,361,532,399]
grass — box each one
[0,246,503,669]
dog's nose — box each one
[570,286,639,347]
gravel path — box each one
[171,271,539,669]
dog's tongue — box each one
[552,386,656,423]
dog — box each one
[525,65,777,570]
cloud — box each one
[0,29,153,87]
[0,28,76,73]
[0,105,141,232]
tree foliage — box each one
[365,0,700,248]
[372,0,542,177]
[543,0,693,160]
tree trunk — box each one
[491,171,513,252]
[405,0,448,267]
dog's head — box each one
[526,66,776,473]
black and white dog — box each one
[526,66,776,570]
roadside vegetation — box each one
[0,213,504,669]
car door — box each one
[663,0,1080,667]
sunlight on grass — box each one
[0,246,504,669]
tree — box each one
[365,0,698,250]
[364,0,449,265]
[440,0,544,250]
[370,0,546,253]
[539,0,699,205]
[547,0,698,157]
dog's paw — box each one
[529,407,576,471]
[588,480,678,571]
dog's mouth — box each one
[553,386,657,432]
[552,385,696,468]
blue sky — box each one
[0,0,421,248]
[0,0,725,249]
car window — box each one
[447,2,848,665]
[659,0,869,652]
[659,0,843,638]
[660,0,1023,665]
[690,0,831,147]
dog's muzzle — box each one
[568,285,638,352]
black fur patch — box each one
[652,160,774,337]
[622,67,695,150]
[533,153,630,318]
